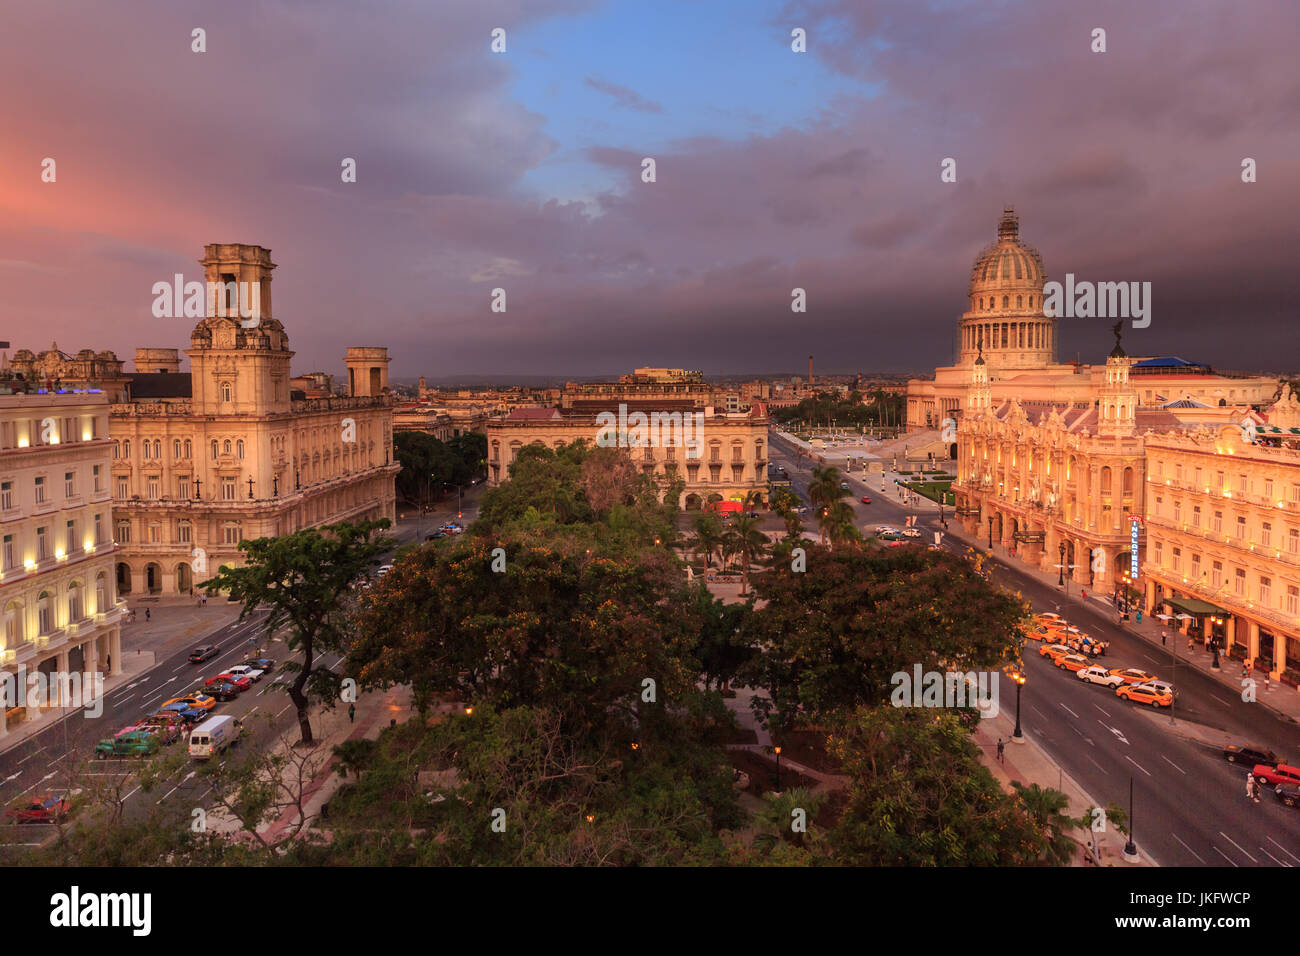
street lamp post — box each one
[988,515,994,550]
[774,745,782,792]
[1123,776,1139,862]
[1012,671,1025,742]
[1058,542,1066,586]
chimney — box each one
[808,355,814,387]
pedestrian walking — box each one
[1247,773,1261,803]
[144,607,150,622]
[1242,662,1249,679]
[1161,629,1168,647]
[348,703,356,724]
[1188,634,1195,649]
[996,738,1005,763]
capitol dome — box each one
[958,207,1057,370]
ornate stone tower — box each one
[187,244,292,416]
[1097,322,1137,438]
[959,208,1057,369]
[345,347,390,398]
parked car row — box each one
[92,647,273,760]
[1021,612,1109,656]
[1037,639,1174,707]
[1220,745,1300,808]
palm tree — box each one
[690,513,723,569]
[769,486,804,540]
[752,787,825,853]
[808,465,847,546]
[722,514,769,594]
[1012,782,1078,866]
[822,500,860,550]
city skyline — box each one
[2,0,1296,379]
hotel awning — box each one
[1164,596,1225,616]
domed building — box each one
[959,208,1055,369]
[904,207,1277,438]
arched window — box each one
[184,439,192,458]
[1016,295,1023,308]
[1002,295,1009,309]
[173,439,182,458]
[153,439,161,458]
[4,600,24,645]
[978,297,984,309]
[68,581,83,623]
[223,439,232,455]
[220,382,233,403]
[37,591,54,635]
[236,440,244,459]
[112,441,120,460]
[123,440,132,459]
[211,439,219,460]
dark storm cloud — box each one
[1,0,1296,379]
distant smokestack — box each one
[808,355,814,386]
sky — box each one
[1,0,1297,381]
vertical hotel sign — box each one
[1129,515,1142,583]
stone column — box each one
[82,636,99,708]
[55,650,69,707]
[109,628,122,676]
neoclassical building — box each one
[14,244,400,597]
[487,373,770,508]
[1140,388,1300,679]
[905,209,1277,434]
[0,389,125,736]
[953,336,1172,593]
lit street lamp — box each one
[1011,671,1025,742]
[1058,542,1066,587]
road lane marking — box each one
[1172,834,1206,864]
[1268,837,1300,865]
[124,786,141,801]
[1141,654,1161,665]
[1030,705,1048,721]
[1103,723,1130,745]
[1092,703,1111,717]
[1211,695,1233,707]
[1058,703,1081,719]
[1123,755,1149,776]
[1218,832,1257,863]
[1160,755,1186,775]
[1211,845,1239,867]
[1259,847,1291,867]
[1085,754,1109,775]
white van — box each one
[189,715,241,760]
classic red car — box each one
[1252,763,1300,788]
[5,794,69,823]
[860,496,872,504]
[207,673,251,692]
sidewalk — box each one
[250,683,415,844]
[973,708,1150,866]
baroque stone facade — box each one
[10,244,400,598]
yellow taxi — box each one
[1108,668,1157,685]
[162,694,217,711]
[1039,643,1072,661]
[1054,653,1092,673]
[1022,622,1064,642]
[1116,683,1173,707]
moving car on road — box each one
[1077,666,1125,687]
[860,496,872,504]
[1116,683,1173,707]
[1224,744,1279,766]
[188,645,219,664]
[5,794,69,823]
[1251,763,1300,788]
[223,664,263,682]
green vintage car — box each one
[94,730,161,758]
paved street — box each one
[768,432,1300,867]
